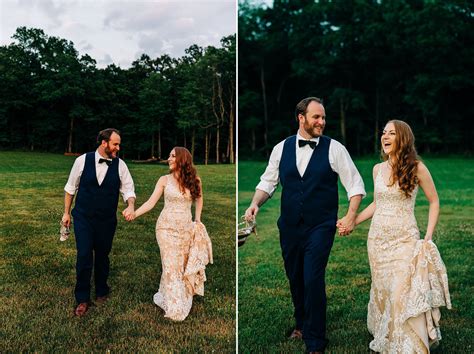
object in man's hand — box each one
[59,221,71,241]
[238,216,257,247]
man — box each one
[62,128,136,316]
[245,97,365,353]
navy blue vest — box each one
[278,135,338,229]
[72,152,120,220]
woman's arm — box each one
[417,161,439,241]
[194,178,203,223]
[355,201,376,226]
[132,176,167,220]
[354,163,379,226]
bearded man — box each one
[245,97,365,353]
[62,128,136,316]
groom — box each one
[245,97,365,353]
[62,128,136,316]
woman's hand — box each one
[124,211,136,222]
[424,234,433,242]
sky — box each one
[0,0,236,68]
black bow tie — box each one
[298,140,317,149]
[99,158,112,166]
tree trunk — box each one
[216,126,220,164]
[423,111,430,153]
[157,129,162,159]
[212,69,225,164]
[191,129,196,158]
[205,128,209,165]
[276,76,288,123]
[260,65,268,155]
[251,128,256,152]
[183,129,187,148]
[228,84,235,164]
[340,97,346,146]
[67,116,74,153]
[151,132,155,158]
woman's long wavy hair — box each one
[171,147,201,200]
[381,120,420,198]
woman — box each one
[129,147,213,321]
[354,120,451,353]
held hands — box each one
[122,206,136,222]
[336,214,356,236]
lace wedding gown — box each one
[154,175,213,321]
[367,166,451,353]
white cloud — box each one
[0,0,235,68]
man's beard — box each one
[303,119,324,138]
[104,144,115,158]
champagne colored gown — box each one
[367,165,451,353]
[153,175,213,321]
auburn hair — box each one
[171,147,201,200]
[381,120,419,198]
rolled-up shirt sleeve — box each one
[255,141,284,197]
[329,140,366,200]
[64,155,85,195]
[119,159,136,203]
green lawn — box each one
[0,151,236,352]
[238,158,474,353]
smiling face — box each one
[168,149,177,171]
[102,132,121,158]
[381,122,397,156]
[299,101,326,139]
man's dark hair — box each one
[97,128,120,144]
[295,97,324,121]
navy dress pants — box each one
[279,218,336,352]
[73,214,117,304]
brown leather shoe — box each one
[95,294,110,305]
[74,302,89,317]
[289,328,303,339]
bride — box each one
[353,120,451,353]
[127,147,212,321]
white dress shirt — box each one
[64,150,136,203]
[256,132,366,200]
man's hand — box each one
[122,206,135,222]
[337,194,362,236]
[336,214,356,236]
[62,213,71,228]
[245,204,259,222]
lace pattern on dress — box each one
[153,175,212,321]
[367,166,451,353]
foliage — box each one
[0,28,236,163]
[238,0,474,157]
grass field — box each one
[0,151,236,352]
[238,158,474,353]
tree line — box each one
[0,27,236,163]
[239,0,473,158]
